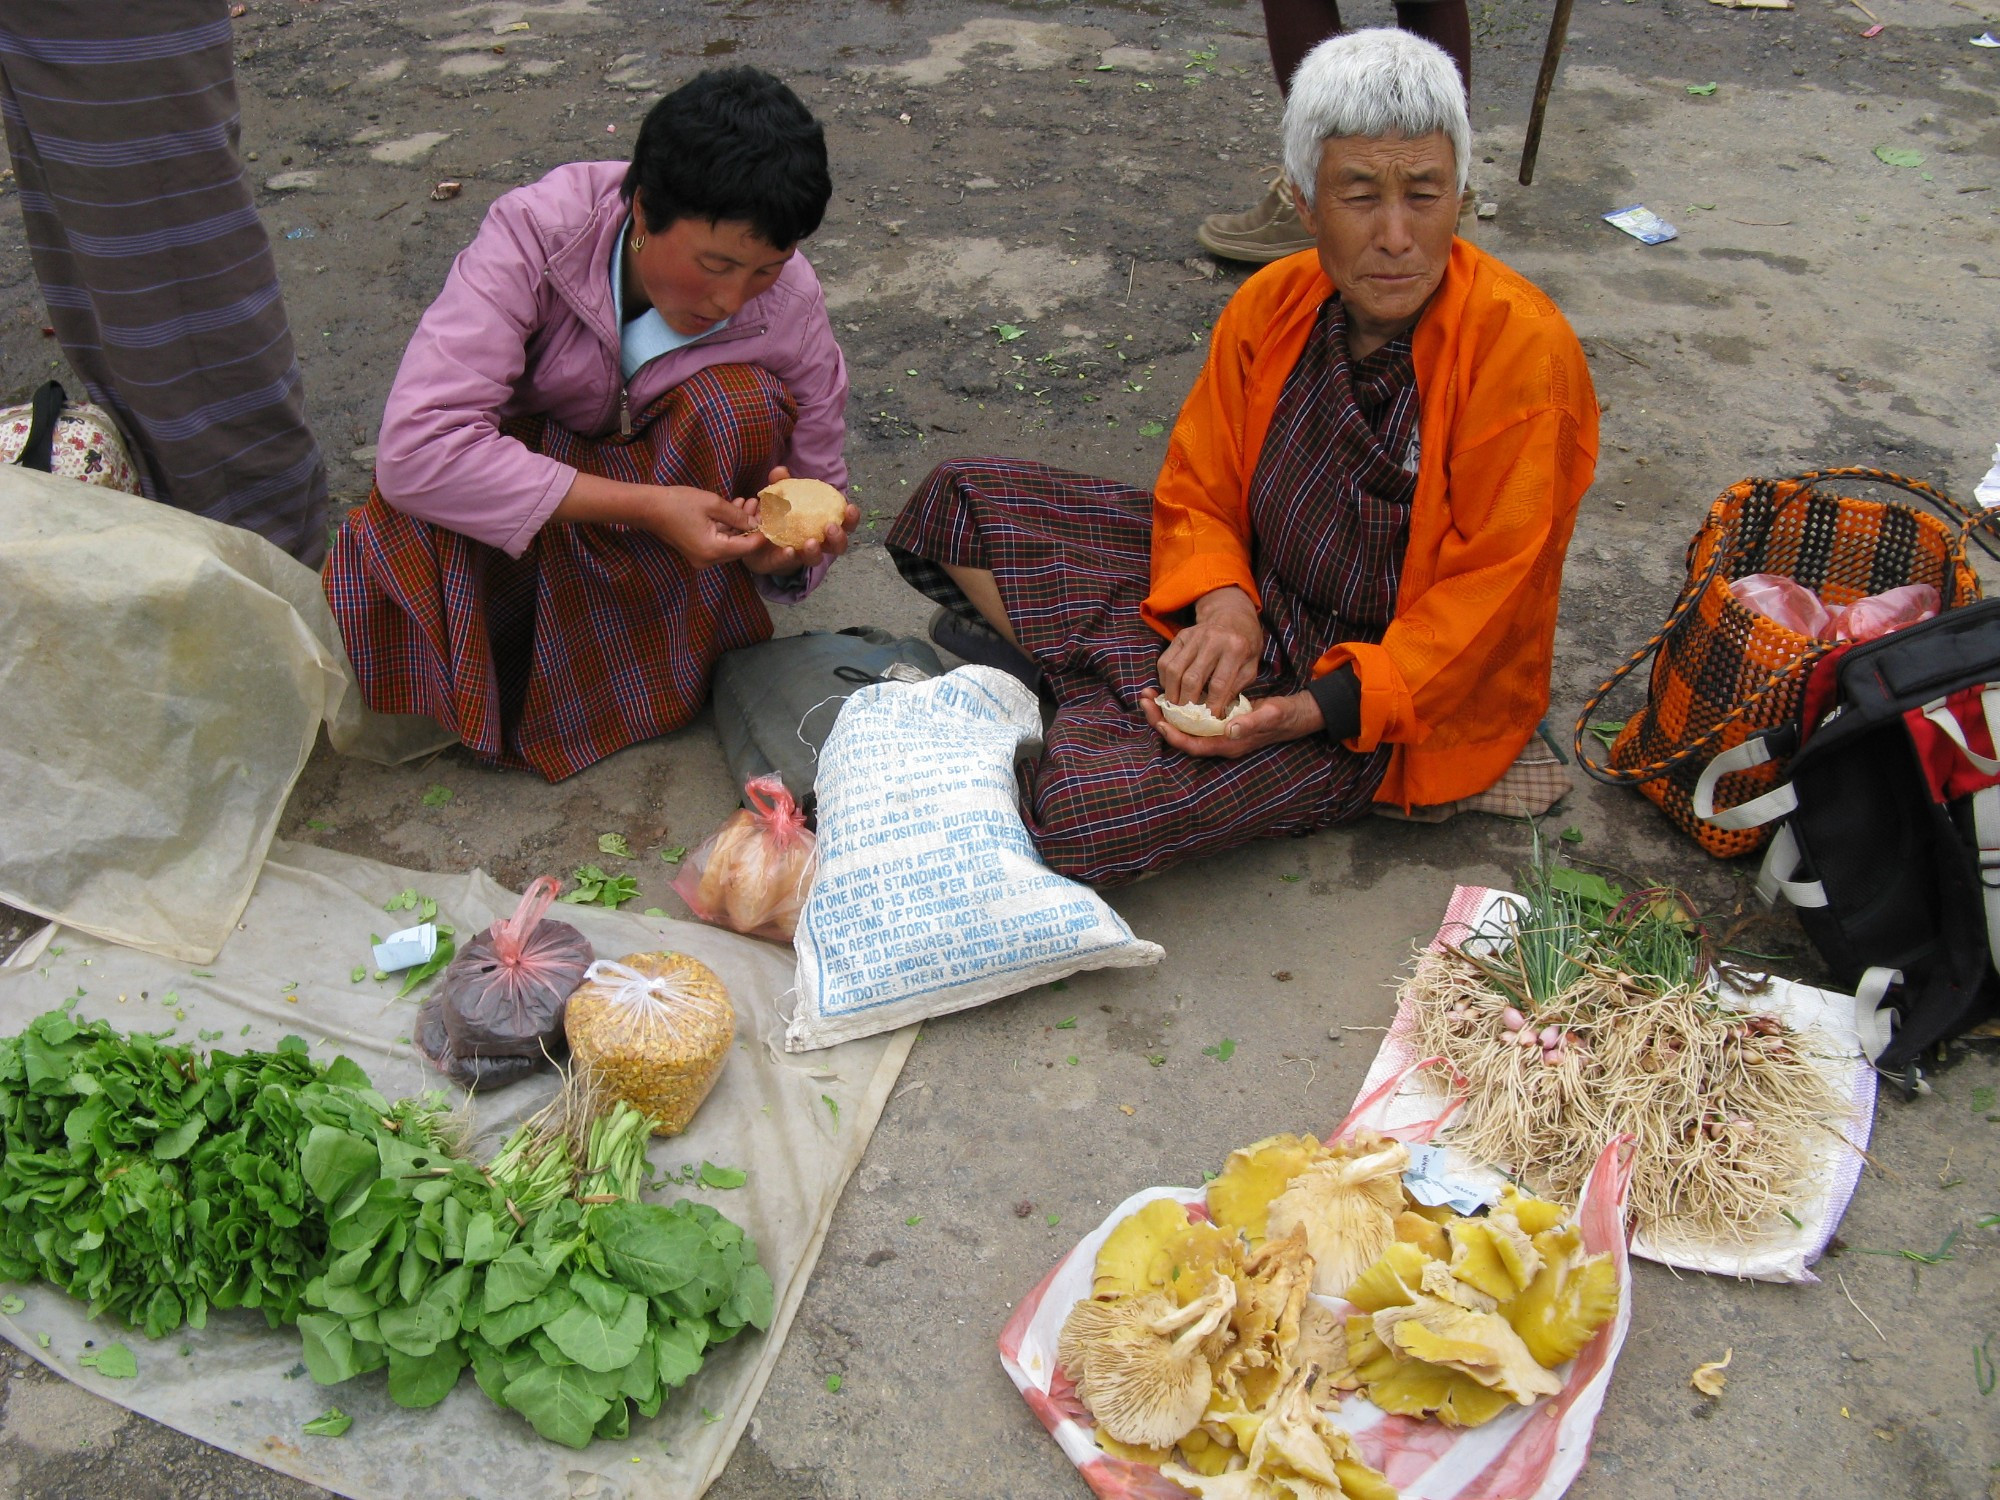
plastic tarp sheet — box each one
[0,841,914,1500]
[0,463,450,964]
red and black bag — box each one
[1690,598,2000,1075]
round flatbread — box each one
[756,477,847,550]
[1159,695,1252,737]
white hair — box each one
[1282,29,1471,204]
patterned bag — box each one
[0,380,140,493]
[1574,468,1987,857]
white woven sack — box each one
[786,667,1163,1051]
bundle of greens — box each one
[296,1085,774,1447]
[0,1007,774,1449]
[0,1006,377,1336]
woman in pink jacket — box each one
[325,68,855,780]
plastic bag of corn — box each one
[564,952,735,1136]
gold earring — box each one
[629,232,646,253]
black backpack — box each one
[1694,597,2000,1078]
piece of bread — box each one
[756,477,847,550]
[1159,695,1252,736]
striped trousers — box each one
[0,2,328,563]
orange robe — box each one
[1143,239,1599,810]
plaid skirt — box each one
[887,458,1388,885]
[324,365,794,781]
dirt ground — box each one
[3,0,1999,1496]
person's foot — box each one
[928,606,1043,691]
[1197,174,1315,264]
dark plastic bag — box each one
[417,876,592,1088]
[415,993,540,1091]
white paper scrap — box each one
[1977,442,2000,510]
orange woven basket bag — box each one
[1574,467,1989,857]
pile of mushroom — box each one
[1054,1132,1620,1494]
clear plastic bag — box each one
[672,774,816,942]
[1729,572,1832,637]
[564,953,736,1136]
[416,876,593,1089]
[1828,583,1939,642]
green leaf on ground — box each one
[1875,145,1925,168]
[822,1094,840,1129]
[825,1373,843,1391]
[1138,421,1166,437]
[420,784,453,808]
[1055,1017,1077,1030]
[905,1215,922,1226]
[598,832,633,858]
[1147,1053,1167,1067]
[1046,1213,1061,1227]
[305,818,329,831]
[0,1295,24,1315]
[658,845,687,865]
[994,323,1026,342]
[1066,1055,1079,1066]
[303,1407,352,1437]
[350,966,366,984]
[1685,82,1718,95]
[1560,826,1585,845]
[83,1342,137,1378]
[1203,1039,1237,1062]
[698,1162,747,1190]
[643,907,668,918]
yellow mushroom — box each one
[1265,1134,1411,1299]
[1057,1276,1238,1448]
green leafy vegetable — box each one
[657,846,687,865]
[993,323,1026,342]
[821,1094,840,1129]
[384,890,439,925]
[1875,145,1924,168]
[1203,1039,1237,1062]
[1685,81,1718,95]
[0,1294,23,1314]
[1054,1017,1077,1030]
[82,1342,137,1378]
[303,1406,353,1437]
[561,866,639,909]
[598,833,633,859]
[697,1162,747,1190]
[420,784,453,808]
[825,1373,843,1392]
[1138,421,1166,437]
[395,928,457,1001]
[350,966,366,984]
[0,1012,773,1453]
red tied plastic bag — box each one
[673,775,817,942]
[1729,572,1832,637]
[1827,582,1939,642]
[416,876,593,1089]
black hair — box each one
[621,68,830,249]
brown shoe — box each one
[1197,175,1315,264]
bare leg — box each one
[941,563,1022,649]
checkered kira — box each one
[325,364,795,781]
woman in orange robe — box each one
[888,30,1598,885]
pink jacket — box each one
[375,160,849,567]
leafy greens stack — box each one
[296,1090,774,1447]
[0,1006,773,1448]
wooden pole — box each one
[1518,0,1578,186]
